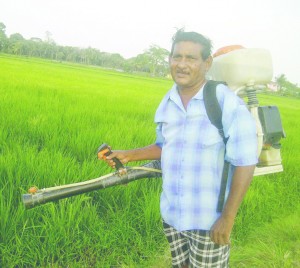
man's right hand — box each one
[99,144,162,169]
[101,150,131,169]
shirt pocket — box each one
[195,117,224,149]
[197,134,223,149]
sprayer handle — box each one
[97,143,125,170]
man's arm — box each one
[210,164,255,245]
[103,144,162,168]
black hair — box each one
[170,29,212,60]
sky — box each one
[1,0,300,84]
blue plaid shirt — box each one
[155,83,258,231]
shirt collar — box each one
[169,83,206,101]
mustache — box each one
[176,70,189,75]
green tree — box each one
[0,22,7,51]
[29,38,44,57]
[144,44,169,76]
[8,33,25,55]
[126,53,151,73]
[275,74,288,91]
[127,45,169,76]
[275,74,300,97]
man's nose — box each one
[177,58,188,67]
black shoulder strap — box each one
[203,80,229,213]
[203,80,227,144]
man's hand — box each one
[210,215,234,245]
[104,150,131,168]
[210,165,255,245]
[98,144,162,169]
[98,149,130,169]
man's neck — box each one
[177,79,207,110]
[177,79,206,97]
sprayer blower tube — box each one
[22,160,161,209]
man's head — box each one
[169,29,213,90]
[170,29,212,60]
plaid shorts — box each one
[163,221,230,268]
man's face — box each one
[169,41,211,89]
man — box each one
[101,30,257,267]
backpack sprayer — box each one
[208,46,286,176]
[22,144,162,209]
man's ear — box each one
[205,56,213,72]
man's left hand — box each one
[209,215,234,245]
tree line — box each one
[0,22,170,77]
[1,22,299,96]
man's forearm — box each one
[125,144,162,162]
[222,165,255,221]
[210,164,255,245]
[106,144,161,166]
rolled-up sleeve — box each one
[155,123,164,148]
[225,105,258,166]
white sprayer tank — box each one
[207,48,273,90]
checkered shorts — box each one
[163,221,230,268]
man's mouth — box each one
[176,71,189,77]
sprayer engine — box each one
[207,46,285,176]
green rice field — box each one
[0,54,299,267]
